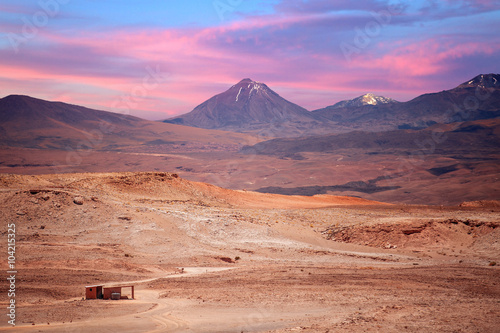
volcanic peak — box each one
[458,73,500,89]
[331,93,397,109]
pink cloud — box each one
[2,5,499,118]
[353,38,499,77]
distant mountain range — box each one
[166,74,500,136]
[313,73,500,131]
[2,74,498,147]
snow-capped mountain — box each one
[164,78,330,137]
[330,93,398,109]
[457,73,500,89]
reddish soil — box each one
[0,172,499,332]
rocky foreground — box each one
[0,172,499,332]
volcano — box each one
[164,78,330,137]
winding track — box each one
[0,267,235,333]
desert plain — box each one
[0,171,498,332]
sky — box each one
[1,0,499,120]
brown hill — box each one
[1,171,385,209]
[0,95,258,150]
[238,118,500,204]
[241,118,500,156]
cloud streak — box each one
[0,0,499,118]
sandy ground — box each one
[0,172,499,332]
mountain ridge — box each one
[2,73,499,141]
[241,118,500,156]
[0,94,142,127]
[330,93,398,109]
[164,74,500,135]
[312,73,500,131]
[0,94,257,150]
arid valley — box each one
[0,171,499,332]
